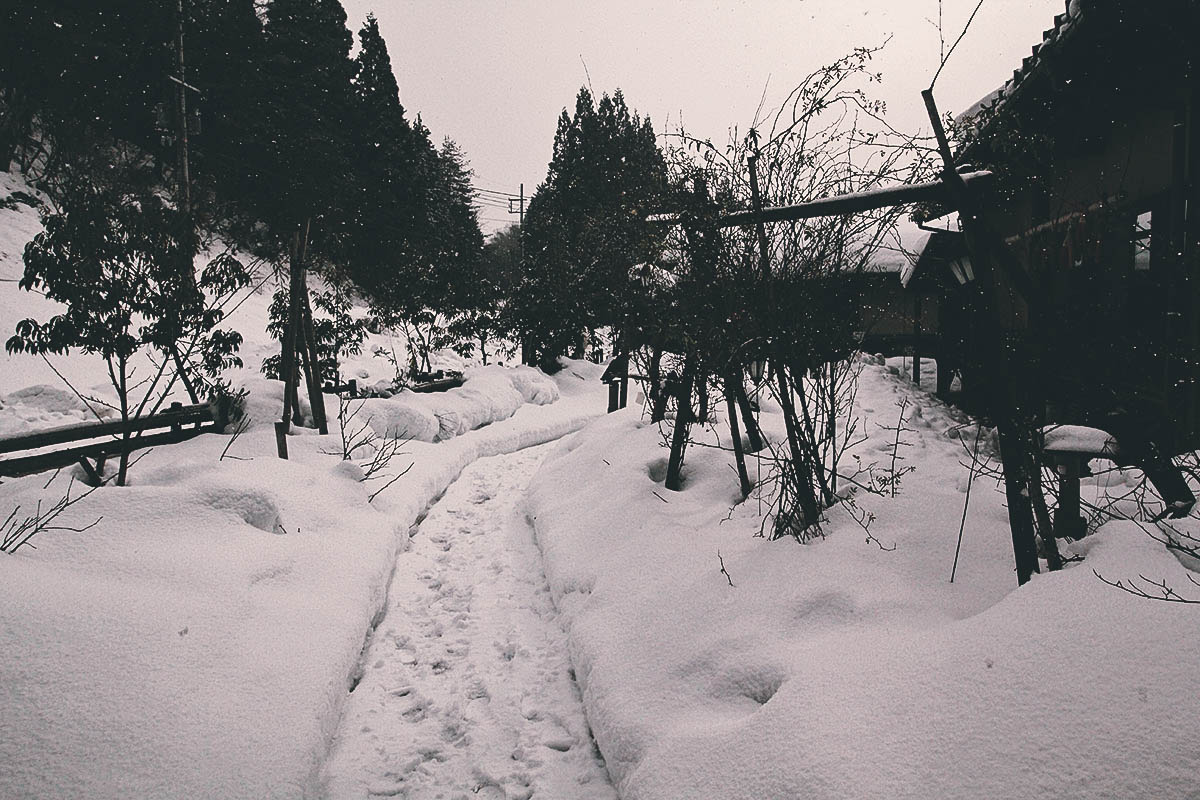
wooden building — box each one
[905,0,1199,455]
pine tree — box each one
[1,1,172,181]
[186,0,267,232]
[251,0,357,256]
[517,86,669,367]
[429,137,485,311]
[343,12,422,303]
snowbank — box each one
[354,365,561,444]
[0,359,605,800]
[0,167,614,800]
[526,360,1200,799]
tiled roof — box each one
[959,0,1091,128]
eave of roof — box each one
[957,0,1092,156]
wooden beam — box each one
[647,172,993,229]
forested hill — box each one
[0,1,485,311]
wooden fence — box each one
[0,402,220,479]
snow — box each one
[526,359,1200,799]
[4,163,1200,799]
[0,365,607,799]
[1042,423,1119,457]
[321,442,616,799]
[0,169,610,800]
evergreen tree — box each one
[429,137,485,311]
[517,86,669,368]
[344,12,422,303]
[251,0,357,257]
[1,1,172,182]
[186,0,268,233]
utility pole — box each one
[510,182,532,364]
[166,0,205,404]
[508,182,525,259]
[174,0,191,214]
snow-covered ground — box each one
[322,442,616,800]
[4,165,1199,799]
[526,361,1200,799]
[0,169,609,799]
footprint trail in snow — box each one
[322,441,615,800]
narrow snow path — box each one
[321,441,616,800]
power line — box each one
[472,183,523,196]
[474,189,521,200]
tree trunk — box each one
[279,229,304,425]
[665,356,697,492]
[171,345,199,404]
[648,346,666,422]
[1029,462,1063,571]
[300,284,328,435]
[117,356,130,487]
[775,365,821,526]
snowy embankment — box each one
[0,366,603,800]
[0,170,609,799]
[527,361,1200,799]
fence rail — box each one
[0,402,218,478]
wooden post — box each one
[648,346,666,422]
[922,88,1041,584]
[619,354,629,409]
[1053,457,1084,541]
[76,456,103,486]
[725,372,753,499]
[748,151,772,279]
[912,296,923,386]
[936,358,954,397]
[607,380,620,413]
[274,420,289,460]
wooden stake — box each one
[274,420,289,459]
[725,372,753,499]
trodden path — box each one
[321,441,617,800]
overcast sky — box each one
[338,0,1066,234]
